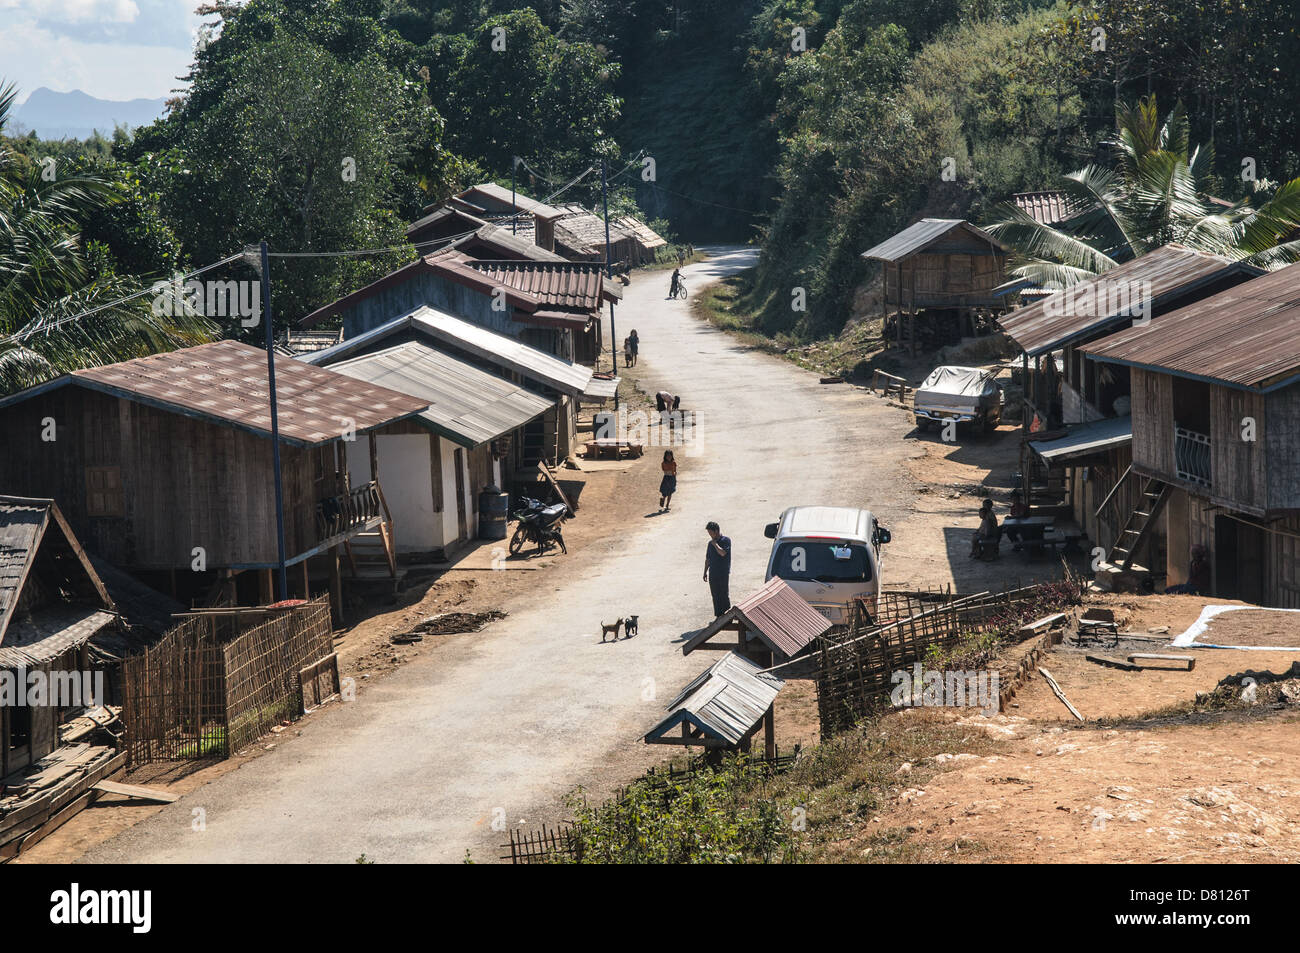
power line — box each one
[0,252,246,347]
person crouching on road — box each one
[656,390,680,412]
[659,450,678,512]
[704,521,731,617]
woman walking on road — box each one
[659,450,678,511]
[627,329,639,367]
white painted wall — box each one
[350,434,440,552]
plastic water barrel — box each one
[479,485,509,540]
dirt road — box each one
[77,247,918,863]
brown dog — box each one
[600,619,622,642]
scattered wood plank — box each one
[1117,632,1175,642]
[1085,654,1139,671]
[92,780,178,803]
[1018,612,1068,636]
[819,376,844,385]
[1128,653,1196,671]
[537,460,575,513]
[1037,666,1084,721]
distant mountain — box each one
[10,88,167,140]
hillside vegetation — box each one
[5,0,1300,388]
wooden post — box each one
[328,544,342,627]
[258,569,273,606]
[301,560,310,599]
[369,430,379,481]
[763,704,775,760]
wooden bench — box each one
[872,369,911,401]
[1017,529,1083,557]
[584,439,643,460]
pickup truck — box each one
[913,365,1002,437]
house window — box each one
[85,466,124,517]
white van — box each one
[763,506,891,624]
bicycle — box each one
[670,280,688,299]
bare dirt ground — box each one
[856,706,1300,863]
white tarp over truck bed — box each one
[914,366,1001,420]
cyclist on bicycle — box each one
[669,268,681,299]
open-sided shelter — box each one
[681,577,830,665]
[644,652,784,758]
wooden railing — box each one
[1174,426,1212,488]
[316,480,383,541]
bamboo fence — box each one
[120,596,334,766]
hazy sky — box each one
[0,0,207,102]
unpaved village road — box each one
[81,247,917,863]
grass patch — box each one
[691,271,910,382]
[558,712,1001,863]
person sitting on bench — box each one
[969,499,1001,559]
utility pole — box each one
[255,241,289,601]
[511,156,521,235]
[601,157,617,381]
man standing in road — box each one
[703,521,731,617]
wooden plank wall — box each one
[1265,384,1300,511]
[1130,369,1175,477]
[0,388,319,569]
[1210,385,1266,508]
[1265,515,1300,608]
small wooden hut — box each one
[861,218,1010,353]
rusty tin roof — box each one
[0,340,429,446]
[998,245,1263,357]
[1083,261,1300,391]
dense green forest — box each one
[4,0,1300,390]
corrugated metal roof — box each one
[465,259,610,310]
[451,223,568,262]
[325,342,552,448]
[1011,191,1087,225]
[861,219,1007,263]
[684,577,830,660]
[998,245,1259,357]
[1029,415,1132,461]
[582,376,619,400]
[645,653,784,747]
[1082,261,1300,390]
[0,341,430,446]
[303,306,594,397]
[406,205,489,239]
[458,183,564,220]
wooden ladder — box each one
[1107,476,1171,570]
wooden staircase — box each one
[341,485,398,587]
[343,526,396,579]
[1107,476,1171,570]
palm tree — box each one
[984,96,1300,288]
[0,82,213,394]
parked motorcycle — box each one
[508,496,568,555]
